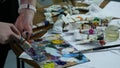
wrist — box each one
[19,9,35,25]
[18,4,36,14]
[19,8,35,16]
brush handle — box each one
[73,44,120,53]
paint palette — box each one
[31,34,90,68]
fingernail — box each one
[26,32,29,39]
[23,29,25,32]
[26,32,29,35]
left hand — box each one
[15,9,35,39]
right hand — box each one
[15,9,34,40]
[0,22,21,44]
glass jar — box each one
[104,25,119,42]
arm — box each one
[15,0,36,39]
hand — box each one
[0,22,20,44]
[15,9,34,39]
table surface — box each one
[32,0,109,39]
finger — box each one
[22,31,27,39]
[23,24,33,39]
[0,39,6,44]
[27,31,32,40]
[10,24,21,35]
[26,24,33,33]
[2,33,20,44]
[22,31,32,40]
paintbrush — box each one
[10,35,36,56]
[73,44,120,54]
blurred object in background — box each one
[37,0,53,7]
